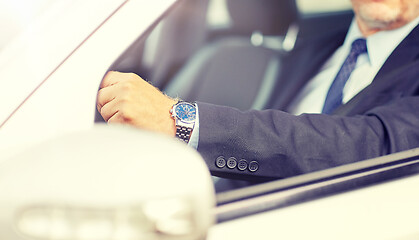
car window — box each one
[106,0,355,181]
[106,0,416,202]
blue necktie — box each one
[322,38,367,114]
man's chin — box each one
[358,2,401,30]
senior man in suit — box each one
[97,0,419,181]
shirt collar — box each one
[343,16,419,67]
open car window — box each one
[103,4,419,229]
[105,0,417,199]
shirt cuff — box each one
[188,103,199,149]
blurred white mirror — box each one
[0,125,215,240]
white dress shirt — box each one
[189,16,419,148]
[288,16,419,115]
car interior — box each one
[97,0,359,193]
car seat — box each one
[164,0,299,111]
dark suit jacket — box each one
[197,23,419,181]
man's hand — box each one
[97,71,177,136]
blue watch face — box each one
[175,103,196,122]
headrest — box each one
[226,0,298,36]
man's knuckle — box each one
[119,111,133,123]
[118,96,130,105]
[119,81,133,92]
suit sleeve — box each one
[196,97,419,180]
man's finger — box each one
[97,83,119,111]
[107,111,123,124]
[100,71,124,89]
[99,97,119,122]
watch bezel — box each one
[171,101,197,124]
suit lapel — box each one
[334,24,419,116]
[334,60,419,116]
[374,24,419,80]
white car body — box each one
[209,155,419,240]
[0,0,175,157]
[1,1,419,239]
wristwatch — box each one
[170,101,197,143]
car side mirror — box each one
[0,125,215,240]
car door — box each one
[209,148,419,240]
[0,0,176,157]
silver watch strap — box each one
[175,125,193,143]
